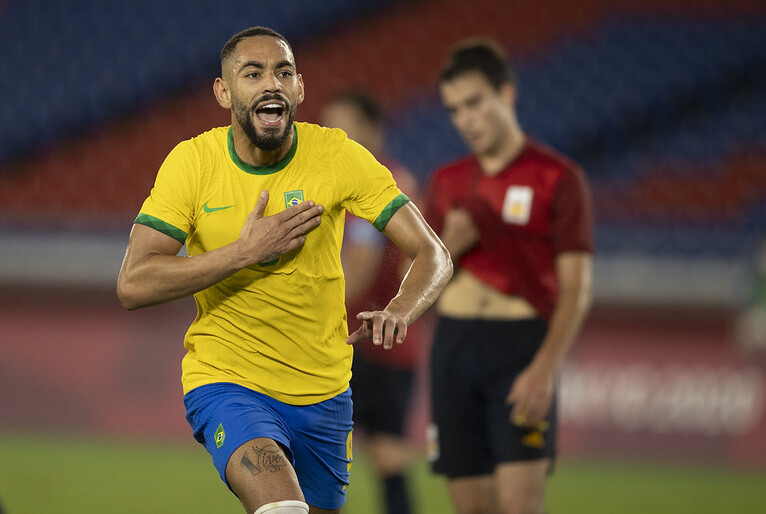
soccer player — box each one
[425,39,594,514]
[321,91,424,514]
[116,27,452,514]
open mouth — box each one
[255,101,286,127]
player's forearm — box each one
[439,208,479,265]
[117,242,248,310]
[531,274,592,372]
[385,241,453,325]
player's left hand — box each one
[506,363,555,428]
[346,310,408,350]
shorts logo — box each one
[522,429,546,449]
[284,189,304,208]
[344,430,353,492]
[502,186,533,225]
[521,420,548,449]
[214,423,226,449]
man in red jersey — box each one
[322,91,425,514]
[425,38,594,514]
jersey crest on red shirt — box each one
[502,185,534,225]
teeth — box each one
[263,103,282,109]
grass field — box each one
[1,433,765,513]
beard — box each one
[232,93,296,151]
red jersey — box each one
[345,158,427,368]
[425,139,593,320]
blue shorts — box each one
[184,383,353,510]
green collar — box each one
[227,124,298,175]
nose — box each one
[263,71,282,93]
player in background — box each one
[425,38,593,514]
[117,26,452,514]
[321,91,425,514]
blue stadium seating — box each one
[1,4,764,260]
[388,16,766,182]
[0,0,392,164]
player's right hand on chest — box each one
[238,190,324,265]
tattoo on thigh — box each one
[240,443,287,476]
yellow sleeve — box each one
[134,141,198,243]
[337,138,410,231]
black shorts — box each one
[429,316,556,478]
[351,350,414,436]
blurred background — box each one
[1,0,765,512]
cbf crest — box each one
[284,189,304,208]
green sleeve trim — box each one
[372,193,410,232]
[134,213,187,243]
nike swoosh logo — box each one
[203,202,235,213]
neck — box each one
[477,122,525,176]
[367,131,386,158]
[366,141,385,159]
[231,123,294,167]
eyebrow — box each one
[239,60,295,73]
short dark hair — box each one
[440,38,516,90]
[221,26,292,66]
[329,91,383,125]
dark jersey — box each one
[425,138,594,320]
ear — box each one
[296,74,305,105]
[213,77,232,109]
[500,82,517,107]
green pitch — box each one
[1,433,764,513]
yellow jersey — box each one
[135,122,409,404]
